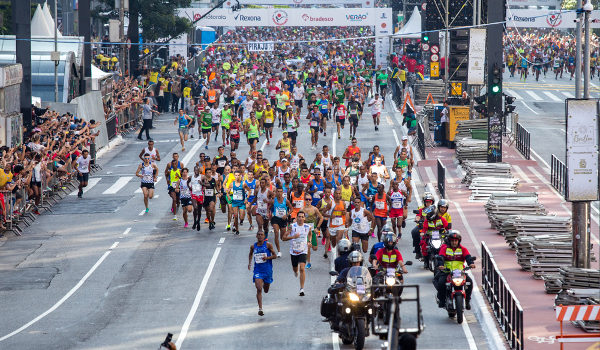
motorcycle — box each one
[322,266,373,350]
[371,262,412,339]
[440,261,475,324]
[424,230,444,272]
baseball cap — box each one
[402,135,408,140]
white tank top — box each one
[390,190,405,209]
[290,154,300,169]
[256,187,269,213]
[351,207,370,233]
[278,166,290,179]
[190,175,203,195]
[357,173,369,191]
[322,154,332,169]
[145,147,157,161]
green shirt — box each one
[276,94,288,109]
[334,89,345,103]
[378,73,389,85]
[201,112,212,129]
[221,109,232,128]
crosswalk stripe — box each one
[102,176,133,194]
[525,91,543,101]
[504,89,523,100]
[562,91,575,98]
[69,178,101,195]
[543,91,563,102]
[135,177,163,193]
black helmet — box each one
[382,232,397,250]
[447,230,462,244]
[347,250,364,264]
[424,205,437,221]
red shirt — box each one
[406,58,417,73]
[376,248,404,269]
[422,216,449,233]
[335,105,347,119]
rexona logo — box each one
[234,14,261,22]
[346,13,368,21]
[194,13,226,21]
[302,14,333,22]
[272,10,289,25]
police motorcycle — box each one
[321,251,373,350]
[436,253,476,325]
[421,206,446,272]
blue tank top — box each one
[282,181,293,196]
[325,177,337,190]
[232,182,245,203]
[178,114,188,128]
[272,196,287,217]
[244,179,256,202]
[310,178,325,206]
[367,182,378,196]
[253,241,273,274]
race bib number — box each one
[192,184,202,193]
[332,217,343,226]
[294,200,304,208]
[233,190,244,201]
[230,129,239,135]
[276,208,287,217]
[314,191,322,199]
[247,188,254,196]
[375,201,385,210]
[292,239,307,254]
[310,120,319,127]
[254,253,267,264]
[218,160,226,167]
[392,201,402,209]
[205,189,214,196]
[350,177,357,185]
[258,201,267,210]
[143,174,153,182]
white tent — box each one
[91,64,113,91]
[31,4,51,37]
[42,1,62,38]
[395,6,421,38]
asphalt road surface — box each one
[0,99,495,350]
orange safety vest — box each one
[208,89,217,103]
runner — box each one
[329,187,348,248]
[165,154,183,217]
[74,149,91,198]
[210,103,221,141]
[342,137,361,167]
[190,166,204,231]
[138,139,161,163]
[245,113,260,155]
[244,171,257,231]
[248,230,277,316]
[270,185,291,257]
[372,183,389,241]
[368,93,384,131]
[302,194,323,269]
[317,93,329,136]
[350,197,375,253]
[307,105,321,150]
[275,131,292,155]
[175,109,193,152]
[229,115,242,151]
[318,184,334,257]
[333,99,347,139]
[175,168,193,227]
[220,103,233,147]
[389,180,408,237]
[370,155,390,185]
[202,167,218,230]
[282,210,311,297]
[253,176,272,238]
[135,153,159,212]
[263,104,275,144]
[228,170,246,235]
[284,107,299,147]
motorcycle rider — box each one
[437,199,452,229]
[411,192,435,259]
[419,205,449,261]
[335,250,364,283]
[369,223,392,266]
[375,232,408,275]
[434,231,476,309]
[334,238,352,273]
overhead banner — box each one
[506,9,600,28]
[507,0,560,7]
[467,28,486,85]
[223,0,372,7]
[169,33,188,62]
[248,41,274,52]
[565,99,599,201]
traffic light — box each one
[490,64,502,94]
[422,33,429,43]
[504,94,516,114]
[449,28,469,81]
[474,94,487,115]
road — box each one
[0,100,495,349]
[503,70,600,219]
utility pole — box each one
[118,0,126,76]
[572,0,593,269]
[12,0,32,128]
[54,0,59,102]
[444,0,449,101]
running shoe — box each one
[321,236,326,245]
[267,141,270,145]
[371,231,376,238]
[277,252,282,257]
[324,132,327,136]
[205,145,208,150]
[184,223,188,228]
[323,252,328,259]
[235,230,240,235]
[328,246,332,252]
[258,309,264,316]
[205,218,209,223]
[299,289,305,296]
[173,216,177,221]
[226,224,231,231]
[145,208,149,213]
[306,263,312,269]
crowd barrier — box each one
[417,123,426,160]
[114,103,142,137]
[550,154,567,197]
[437,158,446,199]
[482,241,524,350]
[515,123,531,160]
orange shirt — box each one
[290,191,305,219]
[208,89,217,103]
[345,145,361,166]
[329,200,347,228]
[373,193,388,217]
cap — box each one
[402,135,408,140]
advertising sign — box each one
[169,33,188,62]
[223,0,371,7]
[448,106,470,141]
[506,9,600,29]
[566,99,599,201]
[507,0,560,7]
[468,28,486,85]
[248,41,275,52]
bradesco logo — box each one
[234,13,262,22]
[346,13,368,22]
[302,14,334,22]
[272,10,289,25]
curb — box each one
[95,135,124,160]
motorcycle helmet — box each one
[381,223,393,235]
[438,199,449,210]
[423,205,437,221]
[382,232,397,250]
[337,238,351,255]
[422,192,434,204]
[347,250,364,265]
[447,230,462,245]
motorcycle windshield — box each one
[452,269,464,278]
[346,266,373,292]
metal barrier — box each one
[417,123,426,160]
[550,154,567,197]
[437,159,446,199]
[515,123,531,160]
[482,241,524,350]
[106,114,118,140]
[115,104,141,135]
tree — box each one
[139,0,192,43]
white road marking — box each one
[260,139,267,151]
[218,237,225,244]
[526,91,543,101]
[461,315,478,350]
[392,129,400,146]
[102,176,133,194]
[109,241,119,250]
[180,139,206,168]
[543,91,563,102]
[530,148,551,173]
[175,241,224,349]
[122,227,132,235]
[69,177,101,195]
[138,209,146,216]
[330,237,340,350]
[520,101,539,115]
[0,246,114,341]
[424,166,436,185]
[562,91,575,98]
[135,177,163,193]
[505,89,524,100]
[332,132,337,156]
[512,165,533,183]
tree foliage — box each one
[139,0,192,43]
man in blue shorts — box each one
[248,230,277,316]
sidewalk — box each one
[415,141,599,350]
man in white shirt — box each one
[440,101,449,147]
[292,81,305,112]
[368,93,384,131]
[74,149,91,198]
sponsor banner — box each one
[223,0,372,7]
[565,99,599,201]
[375,7,392,68]
[507,0,560,7]
[467,28,486,85]
[169,33,188,62]
[248,41,275,52]
[178,8,391,27]
[506,9,600,29]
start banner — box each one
[506,9,600,29]
[248,41,275,52]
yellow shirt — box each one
[183,87,192,98]
[0,169,13,188]
[149,72,159,84]
[441,212,452,225]
[225,173,235,193]
[264,109,274,123]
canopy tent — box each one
[394,6,421,38]
[31,2,63,37]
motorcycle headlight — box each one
[432,239,442,249]
[348,292,360,302]
[452,277,464,286]
[385,276,396,286]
